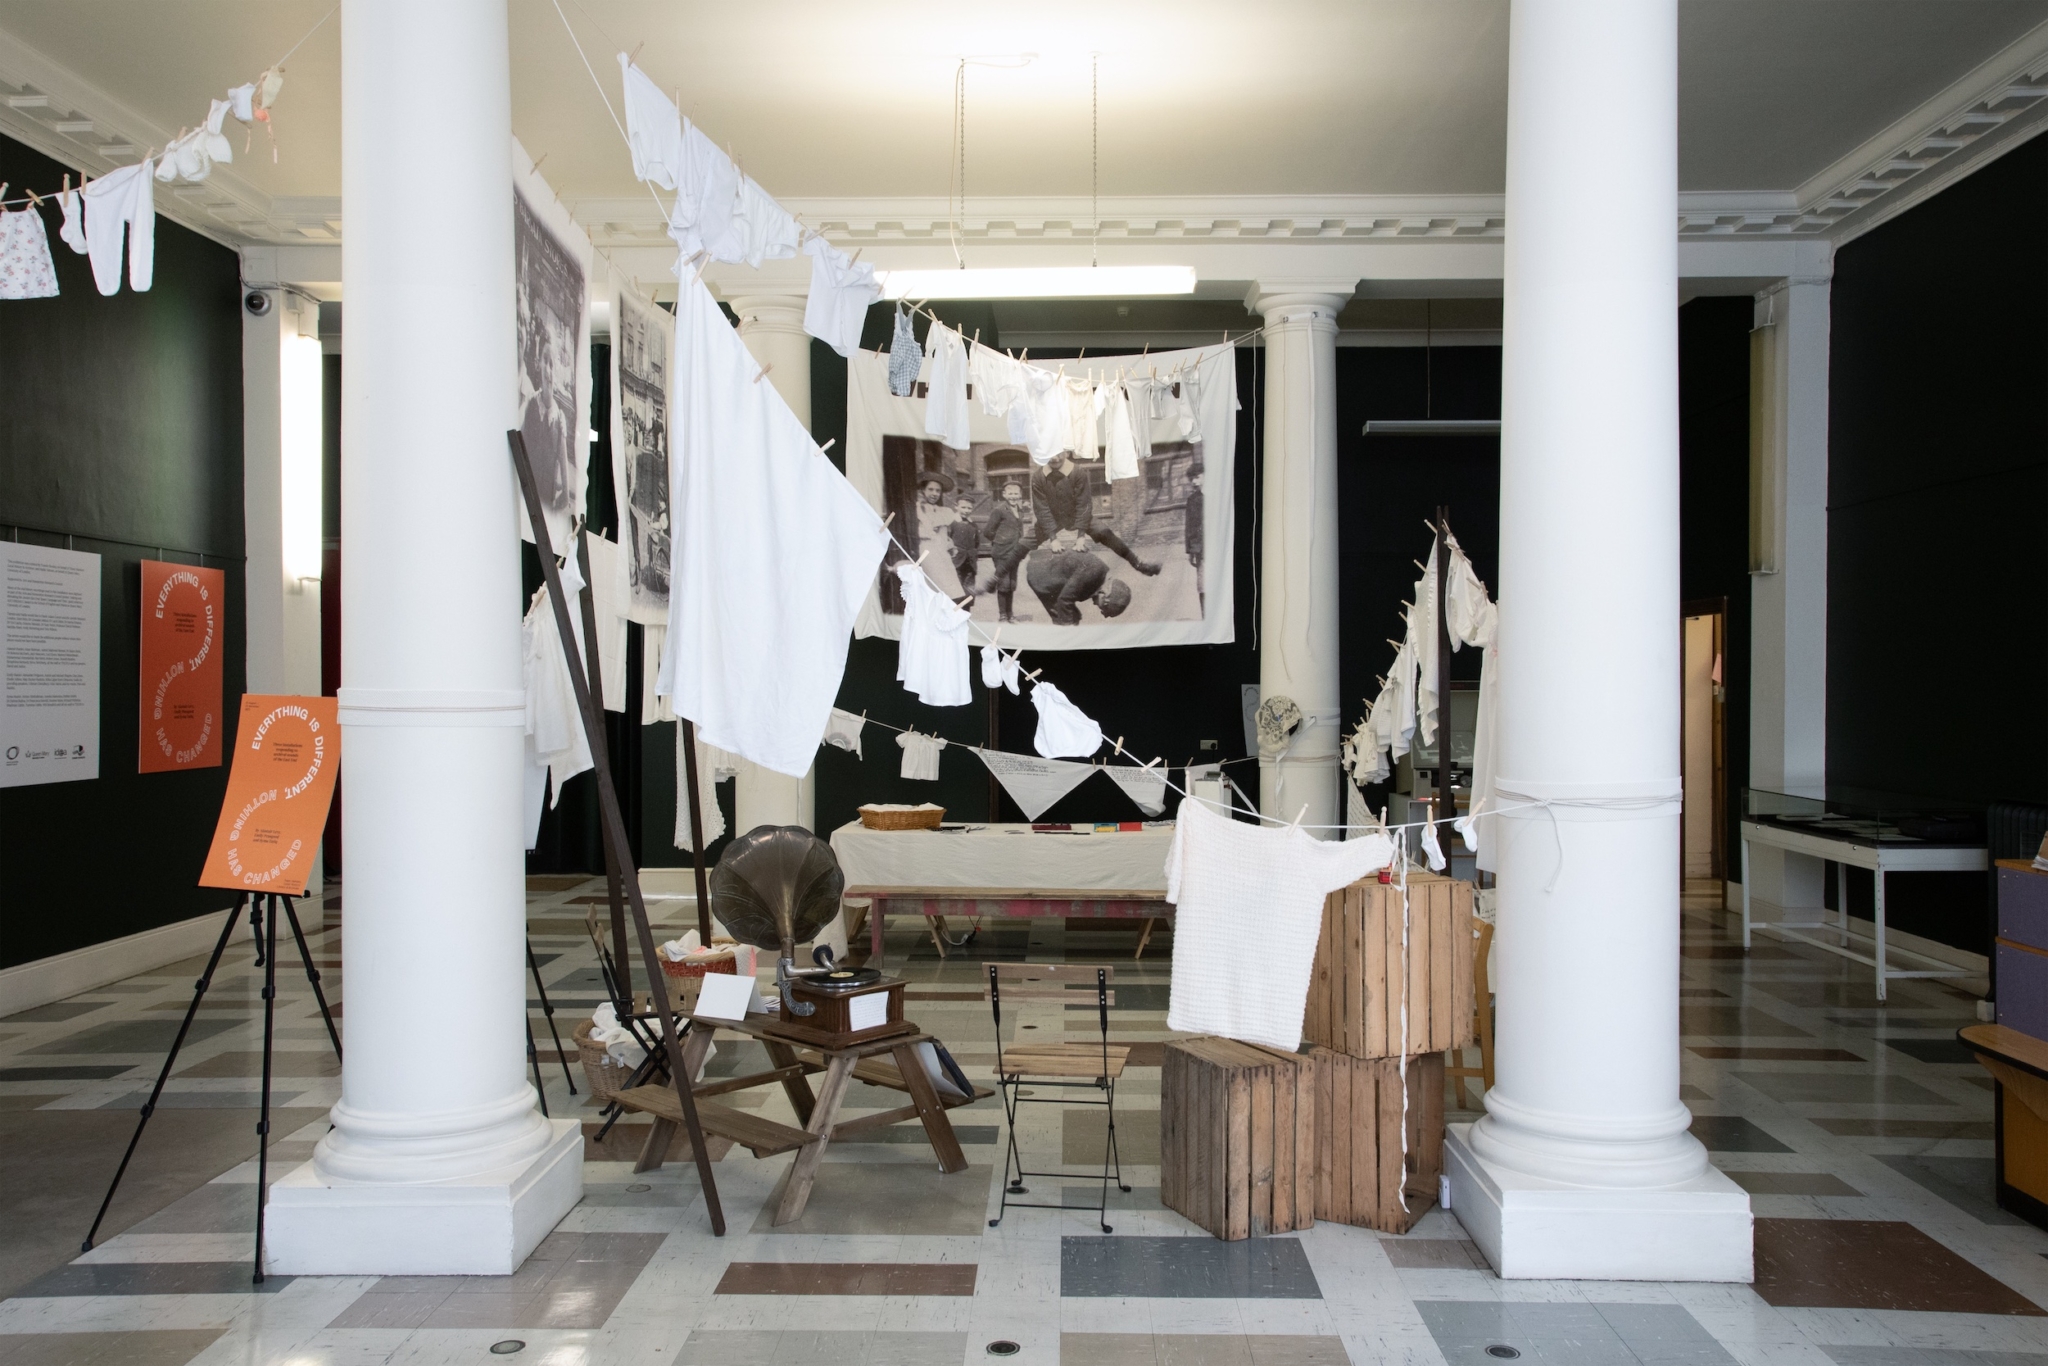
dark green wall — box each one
[0,133,247,967]
[1824,132,2048,952]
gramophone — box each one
[709,824,912,1049]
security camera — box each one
[244,290,273,317]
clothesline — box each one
[0,8,330,211]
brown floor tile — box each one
[0,1095,63,1111]
[1061,1335,1350,1366]
[1066,1108,1161,1165]
[327,1289,451,1329]
[1682,945,1799,960]
[715,1261,977,1295]
[1811,1117,1993,1139]
[1680,1005,1811,1038]
[1688,1047,1863,1062]
[1380,1238,1490,1269]
[176,1051,339,1078]
[0,1332,226,1366]
[1722,1171,1862,1196]
[1736,1071,1954,1106]
[1753,1218,2043,1313]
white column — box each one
[727,292,817,835]
[1744,273,1831,921]
[266,0,581,1275]
[241,282,326,888]
[1442,0,1752,1281]
[1246,284,1353,835]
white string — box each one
[548,0,672,225]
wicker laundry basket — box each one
[858,804,945,831]
[656,945,738,980]
[573,1019,635,1105]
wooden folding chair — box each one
[985,963,1132,1232]
[1445,919,1495,1109]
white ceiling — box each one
[0,0,2044,246]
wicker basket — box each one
[657,945,739,981]
[859,804,945,831]
[573,1019,635,1105]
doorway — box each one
[1681,600,1727,885]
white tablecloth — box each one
[830,821,1173,896]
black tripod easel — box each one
[82,890,341,1283]
[524,936,577,1117]
[511,429,726,1235]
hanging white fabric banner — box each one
[971,748,1097,821]
[1101,763,1169,817]
[847,343,1237,650]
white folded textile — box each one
[923,323,971,450]
[656,275,890,776]
[822,707,866,758]
[897,731,947,781]
[972,748,1095,820]
[1164,797,1395,1051]
[1103,764,1169,817]
[618,56,686,191]
[590,1001,649,1068]
[1030,681,1103,758]
[804,237,881,358]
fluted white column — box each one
[728,292,817,835]
[266,0,581,1275]
[1247,285,1352,835]
[1441,0,1751,1281]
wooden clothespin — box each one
[819,438,837,453]
[915,550,928,566]
[627,41,644,65]
[531,152,548,175]
[752,362,774,383]
[1292,805,1308,828]
[883,511,896,526]
[24,187,40,207]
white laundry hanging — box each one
[618,57,687,191]
[887,307,920,397]
[894,562,972,707]
[803,237,880,358]
[1445,539,1501,872]
[0,207,58,299]
[80,160,154,296]
[666,121,741,261]
[522,580,593,849]
[674,728,739,851]
[56,188,85,255]
[1164,797,1395,1051]
[1029,681,1102,759]
[581,533,630,713]
[1097,382,1142,482]
[1102,763,1169,817]
[897,730,947,781]
[822,707,866,758]
[640,623,676,725]
[972,748,1095,820]
[979,644,1021,695]
[922,323,971,449]
[655,274,890,776]
[1413,537,1440,748]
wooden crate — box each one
[1311,1047,1445,1233]
[1303,872,1476,1059]
[1160,1037,1316,1240]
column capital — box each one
[1244,281,1356,324]
[726,292,810,340]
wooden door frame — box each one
[1682,596,1729,883]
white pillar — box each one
[1744,272,1831,921]
[241,282,326,888]
[728,292,817,834]
[1442,0,1752,1281]
[1246,284,1353,834]
[266,0,581,1275]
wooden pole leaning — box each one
[679,720,714,945]
[572,534,634,1006]
[508,430,726,1235]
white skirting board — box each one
[0,901,271,1017]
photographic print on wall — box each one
[512,139,591,551]
[609,273,672,625]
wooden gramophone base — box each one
[763,976,913,1050]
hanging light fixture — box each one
[905,52,1197,302]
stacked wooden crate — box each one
[1160,870,1477,1239]
[1306,871,1475,1233]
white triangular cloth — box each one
[972,748,1096,820]
[1102,765,1168,817]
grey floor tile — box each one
[11,1262,290,1297]
[1381,1238,1489,1269]
[0,1065,135,1082]
[1688,1114,1793,1152]
[674,1330,967,1365]
[1875,1153,2027,1226]
[25,1019,241,1056]
[1884,1037,1984,1066]
[3,1002,107,1023]
[1735,1070,1954,1106]
[1680,1005,1811,1038]
[0,1331,226,1366]
[1823,1349,2048,1364]
[1721,1169,1862,1196]
[1420,1302,1736,1365]
[1061,1235,1320,1299]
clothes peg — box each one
[819,438,837,453]
[1292,806,1308,828]
[531,152,548,175]
[752,362,774,383]
[628,41,644,64]
[883,512,895,526]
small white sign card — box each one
[694,971,766,1021]
[848,991,889,1033]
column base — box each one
[264,1117,582,1275]
[1444,1123,1753,1282]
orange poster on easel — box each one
[198,695,340,896]
[139,560,225,773]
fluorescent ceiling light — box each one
[1362,419,1501,435]
[878,265,1197,301]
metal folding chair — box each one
[985,963,1132,1232]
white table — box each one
[1740,818,1986,999]
[829,821,1174,964]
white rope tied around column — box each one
[1488,779,1683,892]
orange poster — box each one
[198,695,340,896]
[139,560,225,773]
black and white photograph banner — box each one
[608,271,671,624]
[512,138,591,551]
[848,342,1236,650]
